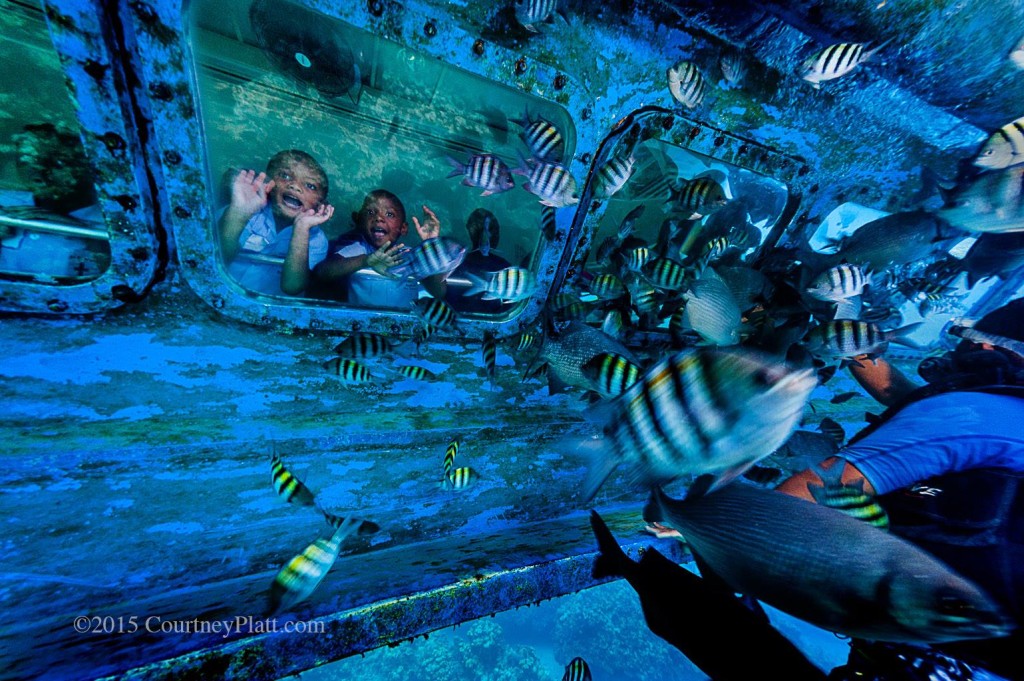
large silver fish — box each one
[937,165,1024,234]
[582,348,815,499]
[649,483,1012,643]
[825,209,964,271]
[682,267,744,346]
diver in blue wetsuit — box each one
[595,297,1024,681]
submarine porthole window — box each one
[188,0,575,321]
[0,1,111,286]
[584,138,788,329]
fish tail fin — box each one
[464,271,490,298]
[445,156,465,178]
[590,510,633,579]
[580,436,617,502]
[891,321,925,348]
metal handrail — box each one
[0,214,108,241]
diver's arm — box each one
[848,355,919,407]
[776,457,877,501]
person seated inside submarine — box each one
[217,149,334,297]
[592,296,1024,681]
[445,207,515,314]
[310,189,449,309]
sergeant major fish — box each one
[513,111,564,162]
[271,451,316,506]
[513,0,568,34]
[593,154,635,198]
[667,59,707,109]
[268,518,363,614]
[647,482,1010,643]
[581,347,816,500]
[800,40,889,88]
[514,158,579,208]
[581,352,641,399]
[333,331,396,359]
[807,461,889,530]
[668,173,729,219]
[973,115,1024,170]
[561,656,592,681]
[445,153,515,196]
[804,320,922,366]
[407,236,467,280]
[464,266,538,303]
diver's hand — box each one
[644,522,684,540]
[229,169,274,218]
[366,241,405,277]
[412,205,441,241]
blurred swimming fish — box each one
[465,266,538,302]
[445,154,515,196]
[323,358,373,383]
[412,297,462,333]
[958,231,1024,287]
[587,273,627,300]
[667,59,707,109]
[601,308,626,339]
[593,155,635,198]
[817,417,846,447]
[973,115,1024,170]
[719,50,746,86]
[581,347,816,500]
[648,481,1011,643]
[481,330,497,383]
[443,438,459,479]
[321,512,380,536]
[807,462,889,530]
[642,257,689,291]
[396,364,436,380]
[514,0,568,34]
[333,332,396,359]
[513,111,564,162]
[800,40,888,89]
[408,236,467,280]
[581,352,641,399]
[1011,35,1024,68]
[514,158,579,208]
[561,656,592,681]
[271,451,316,506]
[268,519,362,614]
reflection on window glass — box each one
[808,202,1000,348]
[189,0,575,313]
[0,0,109,284]
[580,139,788,333]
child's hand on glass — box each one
[230,169,274,217]
[412,205,441,241]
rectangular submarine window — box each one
[583,138,787,327]
[188,0,574,314]
[0,0,110,286]
[798,201,1001,351]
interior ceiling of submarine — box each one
[660,0,1024,135]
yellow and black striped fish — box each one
[508,331,539,353]
[583,347,816,500]
[465,267,538,303]
[412,297,459,331]
[397,364,436,380]
[323,357,373,383]
[515,159,579,208]
[513,112,564,162]
[481,331,497,381]
[624,246,652,271]
[642,257,689,291]
[666,60,707,109]
[268,522,354,614]
[594,154,635,198]
[808,463,889,530]
[669,175,728,219]
[270,451,317,506]
[588,273,626,300]
[446,466,480,491]
[332,332,395,359]
[806,263,868,303]
[581,352,641,398]
[974,115,1024,170]
[561,656,592,681]
[443,438,459,479]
